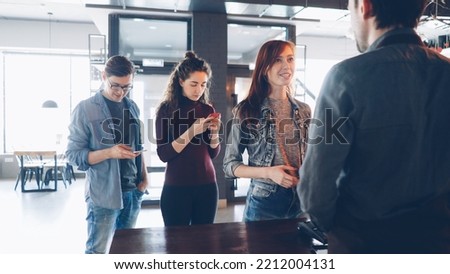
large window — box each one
[1,52,90,153]
[109,14,190,66]
[228,23,290,65]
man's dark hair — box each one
[104,55,136,77]
[355,0,427,29]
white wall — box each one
[0,19,100,51]
[297,35,360,60]
[292,35,360,113]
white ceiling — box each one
[0,0,448,47]
[0,0,350,37]
[0,0,92,22]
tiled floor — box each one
[0,177,245,254]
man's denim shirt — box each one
[66,90,143,209]
[223,94,310,181]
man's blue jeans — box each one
[243,180,301,222]
[85,189,144,254]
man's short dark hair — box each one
[361,0,427,29]
[104,55,136,77]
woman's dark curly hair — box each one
[157,51,212,117]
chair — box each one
[14,155,44,191]
[41,154,75,188]
[64,162,76,185]
[59,154,76,185]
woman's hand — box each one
[191,117,212,136]
[191,114,221,134]
[207,113,221,148]
[207,113,221,133]
[267,165,299,188]
[173,114,221,153]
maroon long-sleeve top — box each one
[155,96,220,186]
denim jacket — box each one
[66,90,143,209]
[223,94,310,180]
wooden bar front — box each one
[110,218,313,254]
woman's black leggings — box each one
[160,183,218,226]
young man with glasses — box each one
[66,55,148,254]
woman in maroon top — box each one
[155,51,221,226]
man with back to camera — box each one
[298,0,450,253]
[66,55,148,253]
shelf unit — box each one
[88,34,107,95]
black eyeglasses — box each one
[106,78,133,93]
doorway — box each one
[225,66,252,202]
[130,73,169,204]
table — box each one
[110,218,314,254]
[14,150,58,192]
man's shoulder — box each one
[72,93,104,116]
[78,94,100,107]
[334,45,450,78]
[334,51,376,70]
[326,50,388,83]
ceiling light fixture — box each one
[42,100,58,108]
